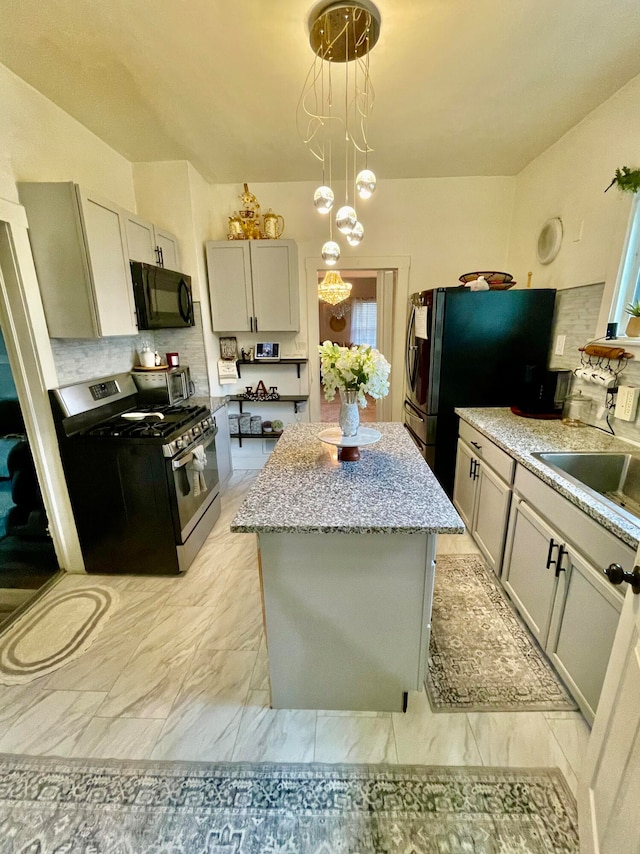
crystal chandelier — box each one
[318,270,353,305]
[298,1,380,266]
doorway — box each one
[318,270,380,423]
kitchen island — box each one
[231,423,463,712]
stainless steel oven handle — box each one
[171,427,217,470]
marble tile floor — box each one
[0,471,590,796]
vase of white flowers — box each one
[318,341,391,437]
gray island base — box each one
[231,423,463,712]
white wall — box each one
[507,72,640,323]
[0,63,135,208]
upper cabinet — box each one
[124,212,181,271]
[206,240,299,332]
[19,182,138,338]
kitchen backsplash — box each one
[50,302,210,396]
[547,281,640,443]
[548,282,605,372]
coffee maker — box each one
[514,367,571,417]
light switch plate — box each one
[614,386,640,421]
[554,335,566,356]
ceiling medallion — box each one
[298,1,381,265]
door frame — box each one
[0,196,84,572]
[306,255,410,423]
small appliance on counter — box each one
[512,367,571,418]
[132,365,192,405]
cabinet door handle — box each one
[470,441,482,451]
[159,246,164,267]
[472,459,479,480]
[254,316,259,332]
[469,457,475,478]
[545,538,558,569]
[555,546,567,577]
[250,316,253,332]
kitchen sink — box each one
[531,451,640,524]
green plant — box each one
[605,166,640,194]
[624,301,640,316]
[272,419,284,433]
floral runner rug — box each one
[0,755,579,853]
[427,554,578,712]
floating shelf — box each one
[236,358,308,379]
[229,394,309,446]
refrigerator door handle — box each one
[403,399,425,422]
[405,306,418,392]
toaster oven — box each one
[132,366,191,404]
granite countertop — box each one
[456,407,640,548]
[191,395,229,413]
[231,422,464,535]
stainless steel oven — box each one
[51,373,220,575]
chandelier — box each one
[298,1,381,267]
[318,271,353,305]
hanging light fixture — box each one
[298,1,380,263]
[318,270,353,305]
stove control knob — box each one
[176,437,184,449]
[193,424,201,435]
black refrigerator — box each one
[403,287,556,496]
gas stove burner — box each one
[80,402,211,441]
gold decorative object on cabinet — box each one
[264,209,285,239]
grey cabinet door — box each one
[155,227,181,271]
[250,240,299,332]
[502,498,559,646]
[77,188,137,336]
[206,241,253,332]
[472,462,511,576]
[124,212,156,264]
[546,548,623,723]
[452,438,476,530]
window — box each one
[611,195,640,331]
[350,299,377,348]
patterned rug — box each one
[0,585,119,684]
[427,554,578,712]
[0,755,579,853]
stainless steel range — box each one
[51,372,220,575]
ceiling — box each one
[2,0,640,184]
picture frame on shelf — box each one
[219,336,238,361]
[255,342,280,361]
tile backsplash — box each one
[50,302,210,396]
[548,281,640,443]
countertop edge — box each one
[230,524,465,535]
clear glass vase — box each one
[339,388,360,437]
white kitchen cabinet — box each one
[452,421,514,574]
[214,404,233,489]
[124,212,180,270]
[502,464,631,723]
[19,182,137,338]
[206,240,299,332]
[546,548,623,720]
[502,497,564,646]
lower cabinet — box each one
[502,498,563,646]
[452,426,513,575]
[501,469,629,723]
[214,405,233,489]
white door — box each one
[579,553,640,853]
[155,228,180,271]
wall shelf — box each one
[236,358,308,379]
[229,394,309,446]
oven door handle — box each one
[171,428,217,470]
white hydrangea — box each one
[318,341,391,407]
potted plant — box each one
[625,301,640,337]
[605,167,640,194]
[263,420,273,433]
[272,419,284,434]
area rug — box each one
[427,554,578,712]
[0,585,119,684]
[0,755,579,853]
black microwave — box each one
[130,262,195,330]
